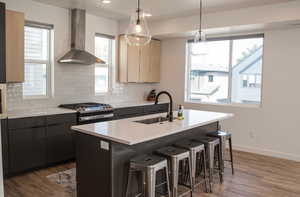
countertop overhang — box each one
[71,109,234,145]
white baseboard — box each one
[233,144,300,162]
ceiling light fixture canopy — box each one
[102,0,111,4]
[194,0,206,43]
[125,0,151,46]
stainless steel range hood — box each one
[58,9,105,65]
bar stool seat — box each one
[156,146,193,197]
[174,140,208,192]
[207,130,234,175]
[126,154,171,197]
[196,137,222,193]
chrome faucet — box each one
[155,91,173,122]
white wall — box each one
[3,0,158,111]
[120,1,300,37]
[159,28,300,162]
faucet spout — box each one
[155,91,173,122]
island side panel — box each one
[111,122,219,197]
[75,132,112,197]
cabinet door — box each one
[46,123,75,163]
[6,10,24,83]
[149,40,161,82]
[119,36,128,83]
[9,127,47,173]
[127,44,140,82]
[1,119,9,176]
[0,3,5,83]
[139,44,151,82]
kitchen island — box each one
[72,109,233,197]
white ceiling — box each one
[32,0,292,21]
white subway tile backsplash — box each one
[7,68,159,111]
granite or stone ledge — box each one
[7,108,77,119]
[72,109,234,145]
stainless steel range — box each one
[59,102,114,124]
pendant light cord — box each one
[199,0,202,32]
[137,0,140,24]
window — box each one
[95,34,115,94]
[186,35,264,105]
[23,22,53,98]
[208,75,214,82]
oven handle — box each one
[79,113,114,122]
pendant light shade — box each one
[125,0,151,46]
[194,0,206,43]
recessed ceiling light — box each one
[102,0,111,4]
[143,13,152,17]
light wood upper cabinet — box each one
[127,44,140,82]
[118,35,161,83]
[6,10,24,83]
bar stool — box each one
[196,137,222,193]
[174,140,208,193]
[156,146,193,197]
[207,130,234,175]
[126,154,171,197]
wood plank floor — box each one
[4,150,300,197]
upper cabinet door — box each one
[149,40,161,83]
[0,3,5,83]
[139,43,151,82]
[6,10,24,83]
[127,44,140,82]
[118,35,161,83]
[118,36,128,83]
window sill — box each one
[184,100,261,109]
[95,92,110,96]
[23,95,50,100]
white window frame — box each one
[23,21,53,99]
[94,33,115,95]
[185,34,264,107]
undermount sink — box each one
[134,116,169,124]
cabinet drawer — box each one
[8,116,46,130]
[47,113,77,125]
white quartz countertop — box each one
[71,109,234,145]
[6,101,169,119]
[7,108,76,119]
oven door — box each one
[78,112,114,125]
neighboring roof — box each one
[191,64,228,73]
[232,45,263,74]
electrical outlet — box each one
[100,140,110,150]
[249,131,255,139]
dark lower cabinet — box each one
[2,104,169,177]
[9,127,47,174]
[3,113,77,176]
[46,123,76,164]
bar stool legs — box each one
[126,154,171,197]
[208,131,235,175]
[229,137,234,175]
[156,146,193,197]
[174,140,208,193]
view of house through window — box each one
[95,34,115,94]
[23,24,52,98]
[186,35,264,105]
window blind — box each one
[23,24,51,98]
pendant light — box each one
[125,0,151,46]
[194,0,206,42]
